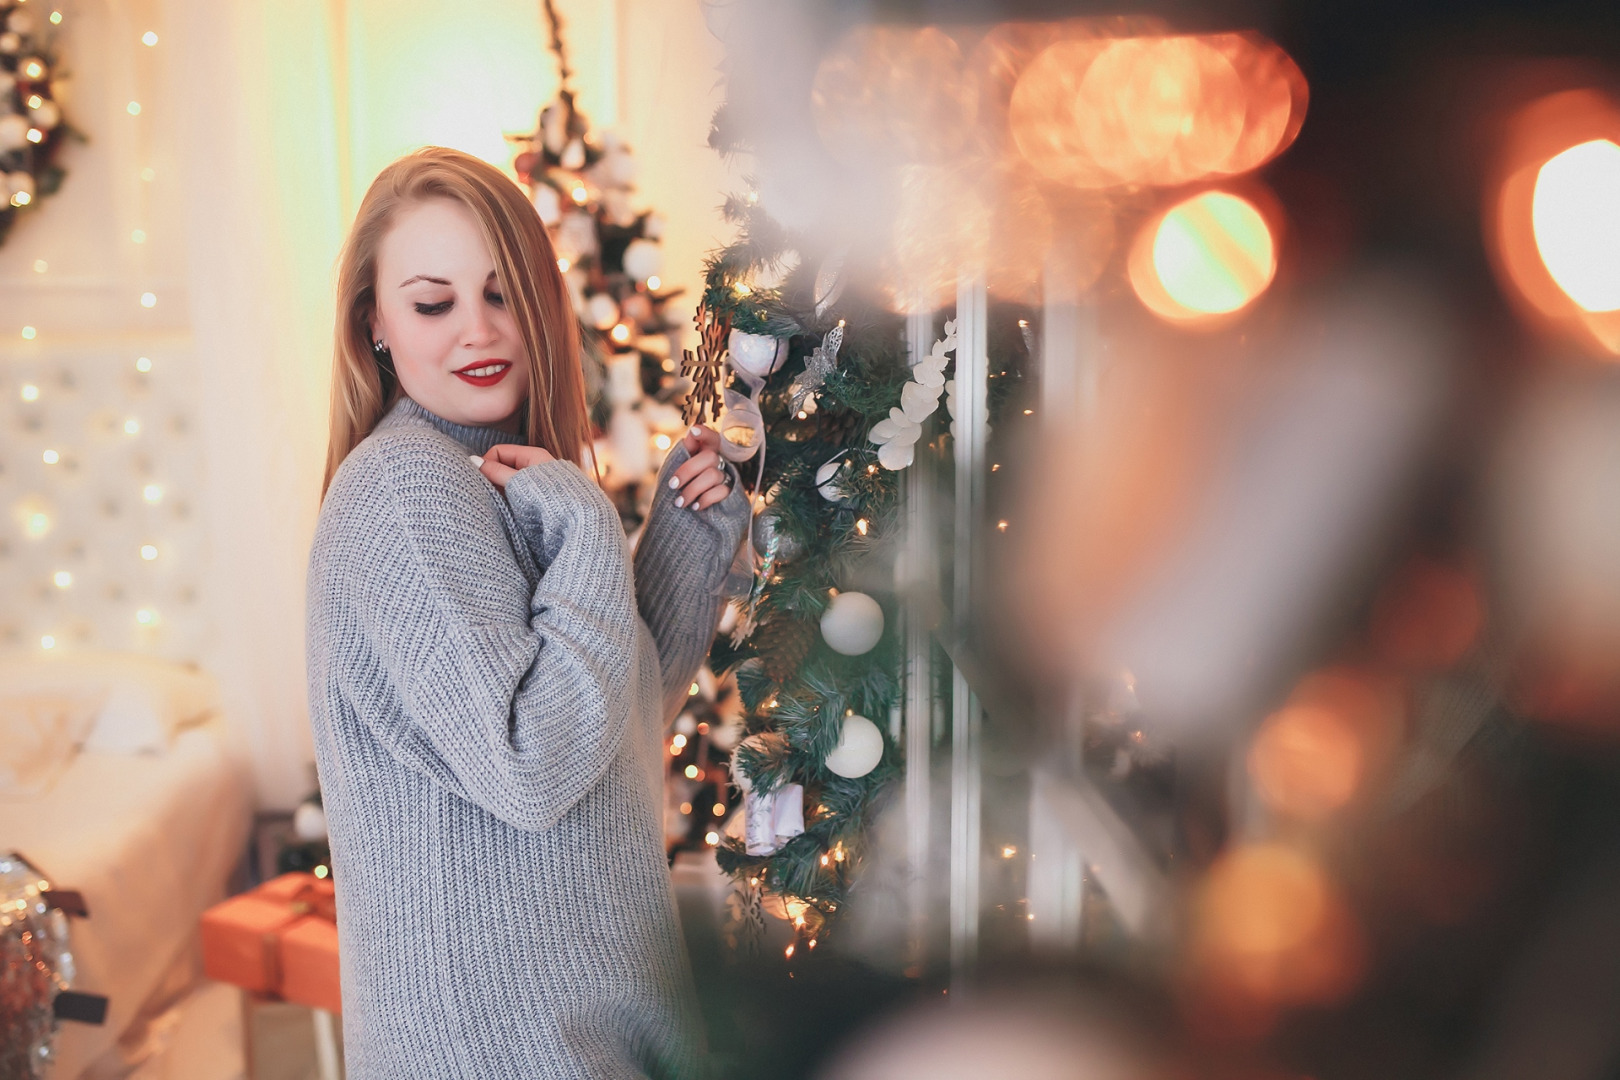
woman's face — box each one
[371,197,530,430]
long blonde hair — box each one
[323,146,590,498]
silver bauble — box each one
[752,507,802,560]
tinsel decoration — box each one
[0,854,74,1078]
[786,322,845,415]
[0,4,77,249]
[680,301,728,427]
[753,614,817,685]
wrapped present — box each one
[200,872,340,1012]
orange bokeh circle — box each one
[1486,88,1620,356]
[1009,32,1308,190]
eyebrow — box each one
[398,270,498,288]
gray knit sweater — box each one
[305,397,749,1078]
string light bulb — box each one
[647,275,661,290]
[141,31,157,46]
[41,449,57,464]
[52,571,70,588]
[142,484,163,504]
[21,59,44,80]
[135,357,152,372]
[140,545,157,561]
[140,292,156,308]
[24,128,41,144]
[40,635,54,650]
[704,830,719,846]
[556,257,570,272]
[684,764,699,779]
[126,101,141,116]
[20,384,38,402]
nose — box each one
[461,300,499,349]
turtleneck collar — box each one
[386,396,522,457]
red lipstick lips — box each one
[452,360,512,387]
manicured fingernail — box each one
[690,426,702,436]
[668,476,680,489]
[674,496,684,508]
[469,455,483,467]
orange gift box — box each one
[200,872,341,1012]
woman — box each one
[306,146,749,1077]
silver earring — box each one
[372,339,388,355]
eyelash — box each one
[414,292,504,316]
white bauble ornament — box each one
[558,211,598,261]
[728,329,787,380]
[540,103,568,154]
[820,591,884,655]
[674,712,698,736]
[292,801,328,842]
[28,100,58,131]
[600,147,636,187]
[607,408,651,483]
[586,291,621,331]
[622,238,663,282]
[0,114,27,152]
[560,137,586,171]
[815,457,853,503]
[824,714,884,778]
[532,183,562,226]
[604,353,643,409]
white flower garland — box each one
[868,319,956,470]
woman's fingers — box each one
[692,471,735,510]
[474,443,555,492]
[669,447,721,492]
[475,456,519,491]
[675,467,730,510]
[681,424,722,457]
[487,443,554,470]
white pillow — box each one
[0,691,105,795]
[0,651,220,754]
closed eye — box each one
[485,291,505,306]
[414,300,452,316]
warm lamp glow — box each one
[1131,190,1276,323]
[1532,139,1620,312]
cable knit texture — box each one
[306,397,749,1078]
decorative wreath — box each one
[0,3,73,249]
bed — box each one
[0,652,254,1079]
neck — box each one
[390,397,519,457]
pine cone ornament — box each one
[817,406,862,447]
[753,614,816,685]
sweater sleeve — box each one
[359,436,640,833]
[633,443,752,726]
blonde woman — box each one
[307,147,747,1077]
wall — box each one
[0,0,735,809]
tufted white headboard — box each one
[1,338,205,660]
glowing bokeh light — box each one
[1247,667,1402,820]
[1532,139,1620,312]
[1130,190,1276,323]
[1189,843,1365,1024]
[1487,89,1620,356]
[1009,32,1307,190]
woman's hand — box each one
[668,425,735,511]
[474,444,555,492]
